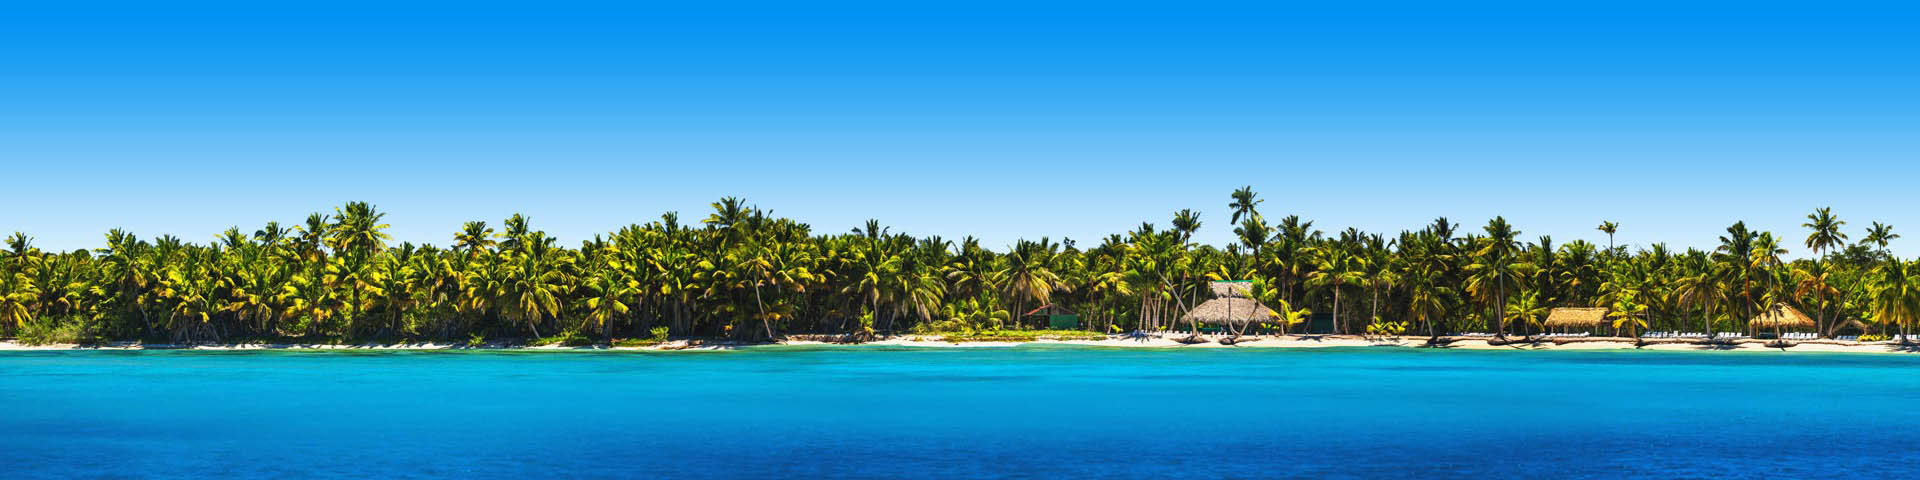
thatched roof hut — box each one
[1543,307,1610,328]
[1750,303,1815,329]
[1183,297,1275,326]
[1828,318,1870,335]
[1181,281,1272,326]
[1209,281,1253,298]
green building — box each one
[1023,304,1080,330]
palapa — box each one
[1542,307,1610,328]
[1209,281,1253,298]
[1749,303,1815,329]
[1182,297,1276,326]
[1181,281,1274,326]
[1828,318,1870,335]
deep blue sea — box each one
[5,346,1920,479]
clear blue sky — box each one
[5,0,1917,256]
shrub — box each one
[938,329,1105,342]
[17,318,92,346]
[1366,319,1408,337]
[534,329,595,347]
[613,327,673,347]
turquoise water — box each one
[5,346,1920,479]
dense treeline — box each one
[2,190,1915,344]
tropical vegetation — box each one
[2,193,1915,345]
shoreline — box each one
[6,334,1920,354]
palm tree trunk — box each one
[1496,279,1506,338]
[754,284,772,340]
[1332,287,1341,335]
[1370,286,1379,333]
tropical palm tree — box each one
[578,273,635,339]
[1673,267,1725,339]
[1000,238,1068,330]
[1505,291,1547,336]
[1803,207,1848,258]
[1862,222,1899,254]
[1228,186,1263,225]
[1307,239,1363,335]
[1596,221,1619,254]
[1467,217,1522,336]
[2,191,1914,349]
[1871,260,1920,340]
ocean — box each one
[5,346,1919,479]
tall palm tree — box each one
[1307,239,1363,334]
[1469,217,1521,336]
[1803,207,1848,258]
[1405,269,1452,341]
[1505,290,1547,336]
[1596,221,1619,254]
[1000,239,1067,330]
[0,270,38,329]
[455,221,497,255]
[1228,186,1263,225]
[1717,222,1759,327]
[1171,209,1202,245]
[578,273,635,339]
[1674,267,1726,340]
[327,201,392,261]
[1870,260,1920,340]
[1863,222,1898,249]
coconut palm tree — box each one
[1870,259,1920,341]
[1468,217,1522,336]
[1717,222,1759,325]
[1505,290,1547,336]
[1803,207,1848,258]
[578,273,635,339]
[1307,239,1363,335]
[1000,238,1067,330]
[7,189,1920,348]
[1673,266,1726,339]
[1862,222,1899,254]
[0,270,38,329]
[455,221,497,255]
[1596,221,1619,254]
[1228,186,1263,225]
[328,202,392,261]
[1609,292,1649,338]
[1171,209,1202,245]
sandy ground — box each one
[7,335,1920,354]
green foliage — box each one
[17,317,91,346]
[1365,319,1407,337]
[534,329,594,347]
[937,329,1105,343]
[466,332,487,348]
[614,327,673,347]
[0,195,1907,347]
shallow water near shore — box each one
[5,346,1920,479]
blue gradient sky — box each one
[5,1,1918,255]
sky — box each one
[4,0,1918,256]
